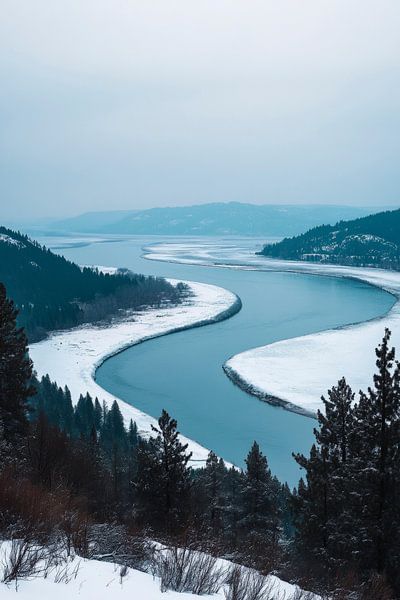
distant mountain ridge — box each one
[52,202,380,237]
[259,208,400,270]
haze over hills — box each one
[260,207,400,270]
[51,202,381,237]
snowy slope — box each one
[30,278,240,465]
[0,541,315,600]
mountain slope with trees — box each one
[260,208,400,270]
[0,226,187,341]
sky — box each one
[1,0,399,220]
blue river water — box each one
[44,236,395,486]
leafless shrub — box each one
[88,523,155,572]
[51,558,81,584]
[224,565,284,600]
[153,545,226,595]
[1,537,81,589]
[1,539,48,587]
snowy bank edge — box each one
[225,269,400,417]
[144,245,400,417]
[30,279,241,466]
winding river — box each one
[44,235,394,486]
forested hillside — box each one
[260,208,400,270]
[0,226,187,341]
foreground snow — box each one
[0,542,315,600]
[30,279,239,464]
[145,242,400,416]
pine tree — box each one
[94,397,103,431]
[0,283,34,446]
[292,331,400,594]
[292,444,331,575]
[128,419,138,450]
[316,377,354,465]
[239,441,281,569]
[202,451,226,536]
[350,329,400,577]
[293,378,355,579]
[135,410,192,533]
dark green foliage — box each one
[0,226,188,341]
[238,442,281,570]
[135,410,192,533]
[260,208,400,269]
[349,330,400,581]
[292,330,400,595]
[201,451,227,536]
[0,283,34,445]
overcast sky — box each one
[1,1,399,219]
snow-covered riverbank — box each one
[224,264,400,416]
[30,279,240,464]
[145,242,400,417]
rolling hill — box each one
[259,208,400,270]
[52,202,378,237]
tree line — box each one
[0,226,189,341]
[1,282,400,597]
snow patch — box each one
[0,234,25,249]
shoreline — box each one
[144,244,400,416]
[224,265,400,416]
[30,278,241,466]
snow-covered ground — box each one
[0,541,315,600]
[145,242,400,416]
[30,279,240,464]
[225,265,400,416]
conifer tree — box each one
[239,442,280,569]
[350,329,400,577]
[292,444,331,574]
[202,451,226,535]
[135,410,192,533]
[0,283,34,446]
[293,378,355,577]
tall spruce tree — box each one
[293,378,355,579]
[202,451,226,536]
[0,283,34,446]
[239,441,281,569]
[135,410,192,533]
[350,329,400,579]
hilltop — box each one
[259,208,400,270]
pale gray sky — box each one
[1,0,399,219]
